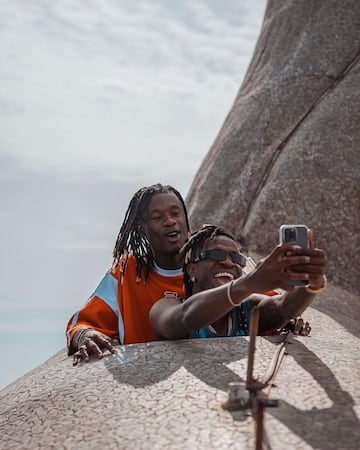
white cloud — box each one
[0,0,266,187]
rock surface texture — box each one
[0,290,359,449]
[186,0,360,296]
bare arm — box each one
[249,289,317,332]
[150,283,250,340]
[150,244,325,340]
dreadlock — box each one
[181,224,238,297]
[112,183,190,281]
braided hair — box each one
[181,224,239,297]
[112,183,190,280]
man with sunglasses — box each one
[150,224,326,339]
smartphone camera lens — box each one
[285,227,297,242]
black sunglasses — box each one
[193,249,247,267]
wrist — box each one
[228,278,252,306]
[305,275,327,294]
[227,280,240,306]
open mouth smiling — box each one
[164,230,180,240]
[214,272,234,285]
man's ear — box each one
[187,263,197,279]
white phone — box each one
[279,224,309,286]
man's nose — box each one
[163,215,176,226]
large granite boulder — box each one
[187,0,360,296]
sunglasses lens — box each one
[207,250,227,261]
[232,253,247,266]
[204,250,245,266]
[231,253,243,265]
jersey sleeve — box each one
[65,270,120,355]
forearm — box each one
[257,289,315,332]
[279,273,327,322]
[182,280,252,331]
[280,288,315,320]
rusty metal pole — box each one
[246,306,259,390]
[255,399,264,450]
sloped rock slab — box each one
[186,0,360,294]
[1,308,359,450]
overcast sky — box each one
[0,0,266,389]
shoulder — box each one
[157,292,184,306]
[111,255,140,279]
[150,293,182,315]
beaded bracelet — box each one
[227,280,241,307]
[305,275,327,294]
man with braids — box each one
[66,183,190,365]
[149,224,326,340]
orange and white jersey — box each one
[66,255,185,354]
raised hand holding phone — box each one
[279,224,309,286]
